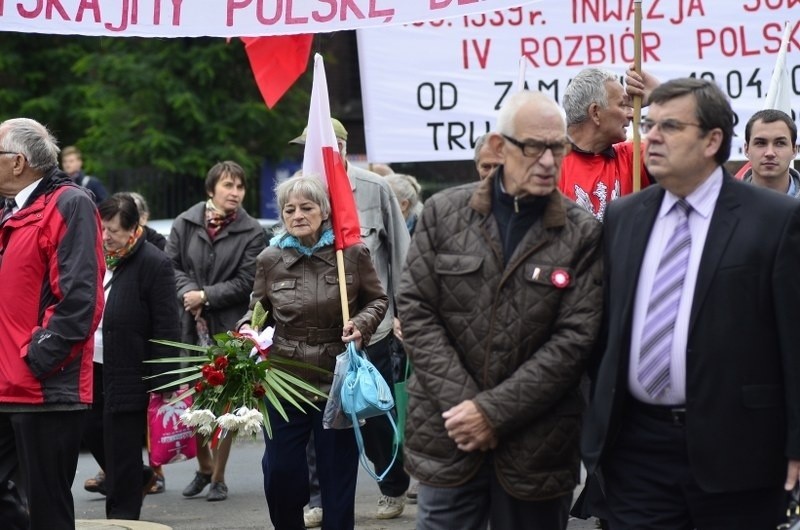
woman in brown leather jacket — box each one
[240,175,387,530]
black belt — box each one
[275,323,342,345]
[628,398,687,427]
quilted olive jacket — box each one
[397,172,603,501]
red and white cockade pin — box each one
[550,269,570,289]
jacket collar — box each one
[185,202,252,233]
[275,229,337,268]
[570,142,616,158]
[468,166,567,229]
[741,166,800,198]
[271,229,334,255]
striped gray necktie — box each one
[638,199,692,398]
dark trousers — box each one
[416,457,571,530]
[360,334,409,497]
[82,361,105,468]
[0,409,86,530]
[263,403,358,530]
[601,402,785,529]
[307,431,322,508]
[103,409,148,520]
[307,334,410,500]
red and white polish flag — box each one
[302,53,362,250]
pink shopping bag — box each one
[147,391,197,467]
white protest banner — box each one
[0,0,540,37]
[357,0,799,162]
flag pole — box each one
[337,250,350,325]
[764,21,792,113]
[516,55,527,93]
[632,0,643,193]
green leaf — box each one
[165,387,196,406]
[142,366,200,379]
[144,355,208,364]
[150,373,202,392]
[264,371,308,412]
[269,357,331,375]
[251,301,268,331]
[150,339,208,354]
[268,368,328,400]
[264,388,289,425]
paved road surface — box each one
[73,437,597,529]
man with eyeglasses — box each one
[0,118,104,529]
[397,90,602,529]
[578,78,800,529]
[559,67,652,221]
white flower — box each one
[196,423,215,436]
[180,408,216,428]
[236,407,265,436]
[216,412,243,431]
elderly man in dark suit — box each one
[580,77,800,529]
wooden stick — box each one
[632,0,643,192]
[336,249,350,326]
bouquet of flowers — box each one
[145,303,328,439]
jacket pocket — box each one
[271,336,300,360]
[360,225,380,256]
[433,254,484,314]
[325,274,353,300]
[741,384,782,409]
[271,279,296,308]
[434,254,483,275]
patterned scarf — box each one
[205,199,237,240]
[104,225,143,271]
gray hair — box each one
[496,91,563,137]
[473,134,489,163]
[562,68,620,126]
[126,191,150,217]
[385,173,422,211]
[272,175,332,237]
[0,118,60,172]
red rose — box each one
[214,356,229,370]
[252,384,266,398]
[194,381,205,394]
[206,370,226,387]
[201,364,214,378]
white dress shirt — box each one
[10,178,42,214]
[628,168,723,405]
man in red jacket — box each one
[0,118,104,529]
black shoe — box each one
[207,481,228,502]
[148,473,165,495]
[0,480,29,530]
[84,470,106,496]
[142,467,157,499]
[182,471,212,497]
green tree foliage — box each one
[0,33,310,181]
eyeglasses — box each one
[640,118,703,135]
[0,151,19,156]
[502,134,571,159]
